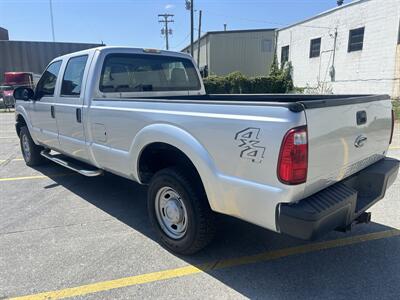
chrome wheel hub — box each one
[155,187,188,239]
[165,199,183,223]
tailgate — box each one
[302,96,393,198]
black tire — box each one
[19,126,46,166]
[147,167,216,255]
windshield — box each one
[99,54,201,93]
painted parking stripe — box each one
[0,173,71,182]
[0,158,24,163]
[10,229,400,300]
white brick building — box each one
[277,0,400,98]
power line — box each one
[170,34,191,50]
[158,13,174,50]
[206,11,335,30]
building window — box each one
[261,39,272,52]
[281,45,289,64]
[348,27,365,52]
[309,37,321,58]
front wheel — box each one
[147,167,216,255]
[19,126,45,166]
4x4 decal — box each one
[235,128,266,163]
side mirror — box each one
[13,87,35,101]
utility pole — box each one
[158,14,174,50]
[185,0,194,56]
[49,0,55,42]
[197,10,202,66]
[190,1,194,56]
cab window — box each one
[99,54,201,93]
[61,55,88,96]
[35,61,62,99]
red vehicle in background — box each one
[0,72,40,108]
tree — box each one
[269,53,281,77]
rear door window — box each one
[99,54,200,93]
[61,55,88,96]
[35,61,62,99]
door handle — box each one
[76,108,82,123]
[50,106,55,118]
[354,135,367,148]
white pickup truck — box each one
[14,47,399,254]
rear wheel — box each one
[19,126,45,166]
[147,167,216,255]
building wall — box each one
[0,27,9,40]
[183,30,276,77]
[190,35,209,70]
[0,40,102,82]
[209,30,276,76]
[277,0,400,96]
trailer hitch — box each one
[355,212,372,225]
[336,212,372,233]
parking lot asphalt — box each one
[0,111,399,300]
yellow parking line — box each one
[389,146,400,150]
[0,173,70,182]
[0,136,17,139]
[0,158,24,163]
[10,229,400,300]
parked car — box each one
[13,47,399,254]
[1,72,40,108]
[0,85,13,108]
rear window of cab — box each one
[99,54,201,93]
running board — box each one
[40,150,103,177]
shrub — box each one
[203,59,295,94]
[203,71,293,94]
[202,75,229,94]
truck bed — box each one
[132,94,389,112]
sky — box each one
[0,0,355,51]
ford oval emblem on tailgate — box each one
[354,135,367,148]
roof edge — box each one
[0,39,104,45]
[278,0,371,31]
[181,28,276,51]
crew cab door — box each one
[30,60,62,149]
[55,54,90,162]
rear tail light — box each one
[277,126,308,185]
[389,109,395,144]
